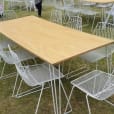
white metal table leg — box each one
[49,64,57,114]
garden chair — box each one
[66,15,82,31]
[8,45,71,114]
[0,38,37,80]
[80,22,114,70]
[50,9,63,25]
[64,69,114,114]
[96,3,113,22]
[79,1,99,31]
[63,16,90,79]
[106,4,114,23]
[24,0,36,11]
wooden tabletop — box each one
[0,16,113,64]
[84,0,114,3]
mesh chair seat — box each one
[71,70,114,100]
[80,46,109,63]
[23,63,64,86]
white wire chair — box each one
[64,69,114,114]
[50,9,63,25]
[8,45,71,114]
[63,16,90,79]
[79,2,99,31]
[24,0,36,11]
[66,15,82,31]
[106,4,114,23]
[80,22,114,65]
[93,22,114,39]
[0,38,37,80]
[96,3,113,22]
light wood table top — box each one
[84,0,114,3]
[0,16,113,64]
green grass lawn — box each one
[0,4,114,114]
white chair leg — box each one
[105,99,114,106]
[86,95,91,114]
[64,86,74,114]
[0,61,16,80]
[12,73,19,97]
[0,62,6,78]
[15,79,23,98]
[91,14,96,32]
[14,80,49,98]
[35,84,44,114]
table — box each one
[0,16,113,64]
[85,0,114,3]
[0,16,113,114]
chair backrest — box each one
[93,22,114,40]
[50,9,62,24]
[0,50,15,64]
[105,4,114,24]
[66,16,82,31]
[63,0,74,7]
[0,0,4,15]
[0,39,17,64]
[2,10,17,20]
[8,45,38,86]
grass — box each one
[0,3,114,114]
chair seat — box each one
[23,63,64,87]
[106,10,114,15]
[80,48,107,63]
[71,70,114,100]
